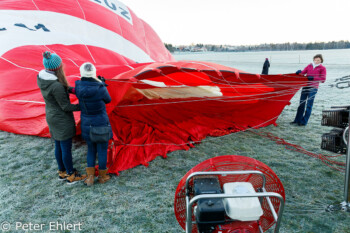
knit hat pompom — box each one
[43,51,62,71]
[43,51,51,59]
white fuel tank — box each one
[223,182,263,221]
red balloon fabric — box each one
[0,1,307,174]
[105,61,306,174]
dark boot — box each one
[84,167,95,186]
[98,169,111,184]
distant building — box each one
[190,47,208,52]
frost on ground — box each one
[1,49,350,232]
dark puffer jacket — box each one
[75,78,112,141]
[37,70,80,140]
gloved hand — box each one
[68,86,75,94]
[98,75,106,82]
[296,70,302,75]
[307,76,314,81]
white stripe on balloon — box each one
[0,10,154,63]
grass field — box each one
[1,50,350,232]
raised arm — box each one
[53,83,80,112]
[300,64,310,76]
[102,86,112,104]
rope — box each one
[247,130,345,172]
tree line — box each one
[165,40,350,53]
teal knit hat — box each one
[43,51,62,71]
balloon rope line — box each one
[180,68,243,95]
[0,57,39,72]
[113,83,302,107]
[71,0,96,63]
[159,70,295,105]
[104,70,350,85]
[0,83,302,106]
[174,60,320,88]
[103,60,345,88]
[104,65,305,107]
[83,46,96,64]
[0,99,45,104]
[105,62,322,89]
[120,60,346,88]
[155,72,232,105]
[66,58,80,68]
[29,2,60,59]
[156,71,279,104]
[103,64,323,113]
[126,65,135,70]
[184,60,269,94]
[106,67,303,99]
[110,4,131,65]
[247,130,345,172]
[106,76,310,87]
[109,70,303,107]
[31,0,40,10]
[105,76,328,86]
[113,90,299,108]
[75,0,86,20]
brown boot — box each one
[84,167,95,186]
[98,169,111,184]
[66,169,87,185]
[58,170,68,181]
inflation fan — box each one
[174,155,285,233]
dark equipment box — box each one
[321,109,349,128]
[321,128,347,154]
[193,177,226,233]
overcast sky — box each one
[124,0,350,46]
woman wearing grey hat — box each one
[75,62,113,186]
[37,51,86,184]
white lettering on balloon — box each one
[90,0,133,25]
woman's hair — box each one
[55,65,69,89]
[313,54,323,63]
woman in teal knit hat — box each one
[37,51,86,184]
